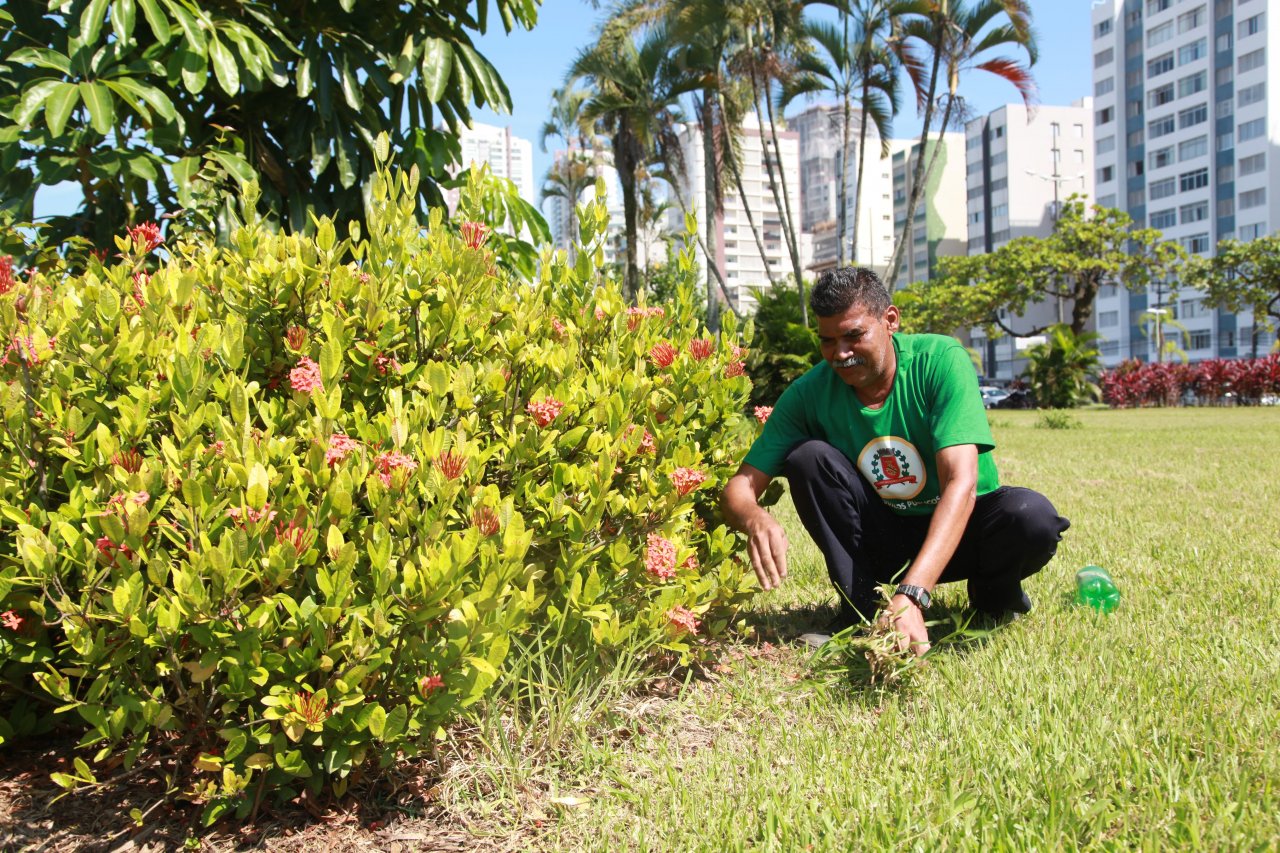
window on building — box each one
[1181,233,1211,253]
[1218,131,1234,151]
[1216,65,1233,86]
[1149,146,1175,169]
[1127,68,1144,90]
[1097,135,1116,155]
[1097,106,1115,125]
[1050,122,1061,137]
[1128,160,1145,177]
[1238,48,1265,74]
[1127,9,1143,28]
[1098,165,1116,183]
[1180,168,1210,191]
[1179,135,1208,160]
[1216,32,1232,53]
[1129,129,1146,148]
[1075,149,1085,164]
[1216,99,1234,118]
[1178,5,1206,32]
[1238,13,1263,39]
[1148,21,1174,45]
[1129,188,1147,207]
[1148,52,1175,77]
[1180,201,1209,223]
[969,211,982,225]
[1238,152,1266,176]
[1218,162,1235,183]
[1127,98,1143,118]
[992,203,1008,219]
[1148,115,1176,138]
[1095,18,1113,38]
[1177,71,1207,97]
[1238,82,1266,107]
[1218,197,1235,218]
[1098,193,1117,208]
[1178,103,1208,128]
[1150,208,1177,229]
[1189,331,1211,349]
[1074,123,1085,138]
[1148,83,1175,107]
[1178,39,1208,65]
[1095,77,1115,97]
[1099,311,1120,327]
[1238,117,1266,142]
[1147,0,1171,13]
[1239,188,1266,209]
[1239,222,1264,240]
[1214,0,1231,19]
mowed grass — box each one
[542,408,1280,850]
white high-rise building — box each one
[790,103,896,275]
[1090,0,1279,364]
[890,133,969,286]
[667,113,806,313]
[445,122,535,227]
[964,101,1096,379]
[543,149,630,265]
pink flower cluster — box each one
[754,406,773,424]
[106,491,150,514]
[669,467,707,496]
[127,221,163,253]
[526,397,564,428]
[326,434,360,466]
[96,537,135,561]
[626,425,656,455]
[626,305,665,331]
[688,338,715,361]
[1,610,24,631]
[649,342,677,369]
[645,533,677,579]
[552,317,568,338]
[227,504,278,526]
[460,221,490,249]
[374,450,418,487]
[290,357,323,393]
[724,360,747,379]
[419,674,445,697]
[0,256,16,295]
[374,352,400,375]
[666,606,700,636]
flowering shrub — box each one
[1100,355,1280,406]
[0,152,756,820]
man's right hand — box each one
[744,514,788,590]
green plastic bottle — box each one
[1075,565,1120,613]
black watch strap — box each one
[895,583,932,611]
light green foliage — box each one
[0,0,541,248]
[1184,233,1280,336]
[1022,325,1102,409]
[898,199,1186,338]
[744,281,820,408]
[0,150,755,821]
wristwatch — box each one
[894,583,932,611]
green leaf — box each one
[208,149,256,184]
[79,0,110,44]
[319,336,342,386]
[208,36,240,96]
[111,0,137,44]
[137,0,171,44]
[45,82,80,137]
[339,56,362,110]
[246,464,269,509]
[14,80,63,129]
[104,78,177,125]
[9,48,72,74]
[420,39,453,103]
[78,82,115,135]
[178,48,208,95]
[296,53,315,98]
[366,704,387,738]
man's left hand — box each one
[882,594,931,657]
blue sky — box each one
[473,0,1092,189]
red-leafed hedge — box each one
[1100,354,1280,407]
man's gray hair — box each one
[809,267,891,318]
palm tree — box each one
[539,85,595,156]
[848,0,904,265]
[540,153,598,252]
[570,21,700,301]
[885,0,1037,291]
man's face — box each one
[816,301,901,391]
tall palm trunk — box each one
[761,78,807,325]
[837,13,853,267]
[884,29,943,291]
[614,125,641,302]
[700,92,724,331]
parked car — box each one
[980,386,1010,409]
[992,389,1036,409]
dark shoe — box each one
[971,586,1033,619]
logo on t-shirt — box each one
[856,436,926,501]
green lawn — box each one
[539,408,1280,850]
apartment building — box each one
[964,101,1097,379]
[790,103,896,275]
[891,133,968,286]
[543,149,633,267]
[445,122,536,224]
[1091,0,1278,364]
[668,113,806,313]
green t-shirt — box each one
[744,333,999,516]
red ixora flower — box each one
[127,221,164,253]
[0,256,17,295]
[666,606,700,636]
[275,520,310,557]
[626,305,665,331]
[472,507,500,537]
[460,221,490,249]
[112,447,144,473]
[724,360,747,379]
[285,326,308,352]
[669,467,707,496]
[289,356,323,394]
[435,450,468,481]
[374,450,418,487]
[526,397,564,428]
[753,406,773,424]
[688,338,715,361]
[2,610,25,631]
[645,533,677,580]
[649,342,677,369]
[326,434,359,466]
[419,674,445,697]
[682,554,699,571]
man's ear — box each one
[884,304,901,332]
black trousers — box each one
[784,440,1070,620]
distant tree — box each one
[540,154,598,252]
[0,0,538,247]
[1022,325,1101,409]
[1184,234,1280,357]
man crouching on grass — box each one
[721,267,1070,654]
